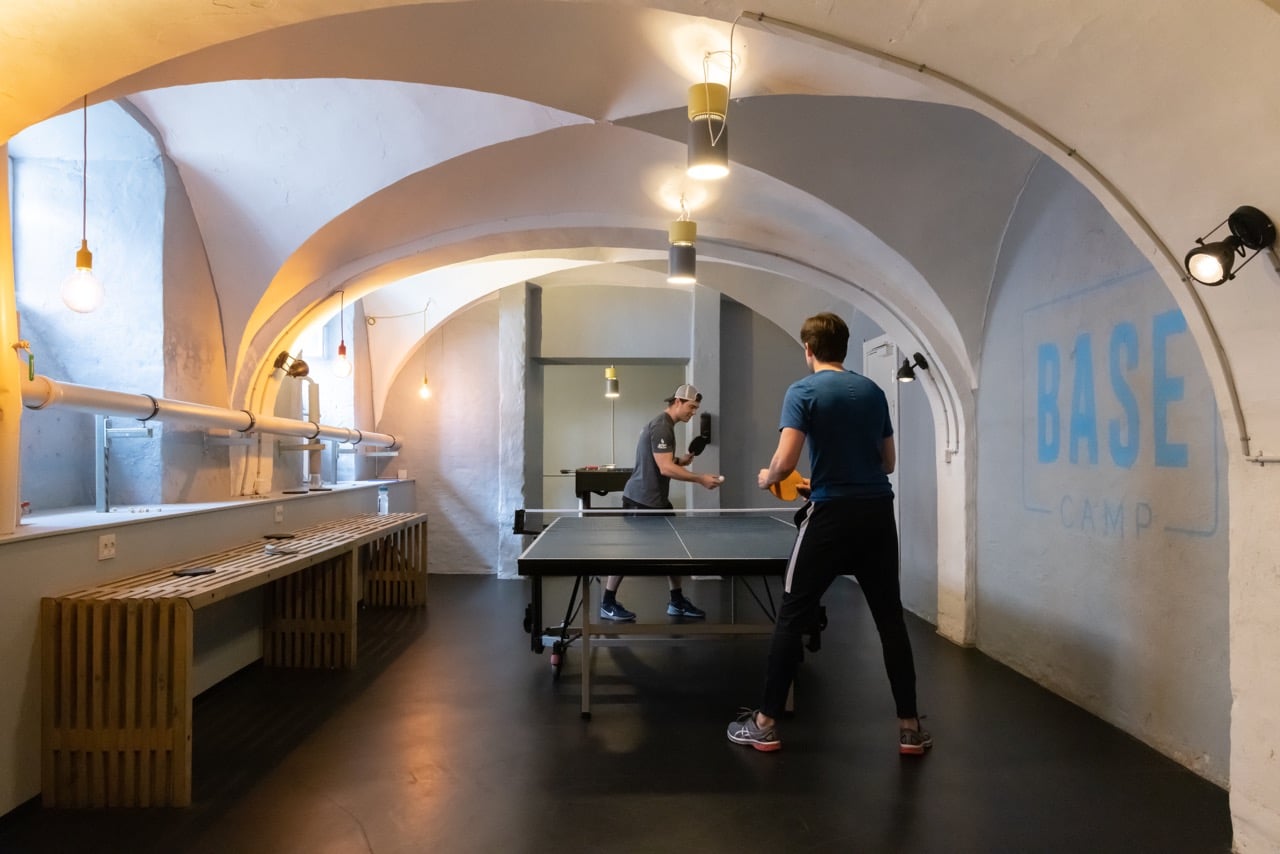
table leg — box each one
[530,577,544,653]
[580,574,592,720]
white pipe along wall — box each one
[19,373,397,447]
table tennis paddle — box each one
[688,435,709,456]
[769,470,806,501]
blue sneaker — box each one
[666,596,706,618]
[727,709,781,752]
[599,600,636,622]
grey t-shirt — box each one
[621,412,677,508]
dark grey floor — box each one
[0,574,1231,853]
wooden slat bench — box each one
[40,512,427,808]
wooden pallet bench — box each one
[40,512,427,808]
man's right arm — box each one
[758,427,806,490]
[655,451,722,488]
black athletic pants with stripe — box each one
[760,495,919,720]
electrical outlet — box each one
[274,506,285,524]
[97,534,117,561]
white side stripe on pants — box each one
[784,503,814,593]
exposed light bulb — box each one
[61,240,104,313]
[1187,250,1228,285]
[333,341,353,378]
[419,376,432,400]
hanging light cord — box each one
[700,14,742,148]
[80,95,88,244]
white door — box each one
[862,335,900,529]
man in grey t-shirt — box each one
[600,384,724,622]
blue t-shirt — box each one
[779,370,894,500]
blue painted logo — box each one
[1022,271,1218,538]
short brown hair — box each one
[800,312,849,363]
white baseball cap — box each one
[668,384,702,403]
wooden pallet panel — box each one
[40,512,426,808]
[362,518,428,607]
[263,553,356,669]
[41,597,191,807]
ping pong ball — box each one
[717,475,725,483]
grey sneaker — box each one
[727,709,781,752]
[899,719,933,755]
[599,600,636,622]
[666,596,706,618]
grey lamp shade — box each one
[687,116,729,180]
[667,243,697,284]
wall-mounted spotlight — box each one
[1185,205,1276,286]
[273,351,310,379]
[667,195,698,284]
[896,352,929,383]
[605,365,620,398]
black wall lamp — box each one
[1185,205,1276,286]
[896,352,929,383]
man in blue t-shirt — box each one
[726,312,931,755]
[600,384,723,622]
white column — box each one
[688,284,721,510]
[496,283,535,578]
[934,386,976,645]
[1228,456,1280,851]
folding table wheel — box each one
[550,641,566,679]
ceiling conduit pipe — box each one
[18,373,398,448]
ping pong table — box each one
[516,511,820,718]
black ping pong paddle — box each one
[688,435,709,456]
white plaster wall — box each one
[1227,459,1280,850]
[539,284,690,360]
[718,300,809,510]
[977,159,1229,783]
[375,299,500,574]
[160,151,232,502]
[497,284,533,580]
[11,102,165,510]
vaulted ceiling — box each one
[4,1,1279,426]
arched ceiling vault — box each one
[5,0,1280,448]
[230,118,965,413]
